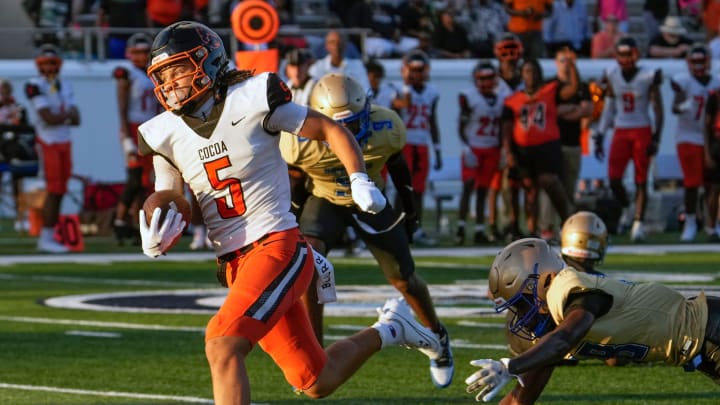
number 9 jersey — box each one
[604,65,662,129]
[279,105,405,205]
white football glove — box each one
[462,145,478,168]
[465,358,523,402]
[676,99,693,112]
[349,172,387,214]
[139,207,186,258]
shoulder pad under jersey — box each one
[24,82,41,99]
[113,66,129,80]
[266,72,292,112]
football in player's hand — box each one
[142,190,192,230]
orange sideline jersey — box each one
[504,81,561,147]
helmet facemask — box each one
[489,238,565,341]
[148,45,213,114]
[495,263,554,340]
[310,73,372,145]
[333,97,371,146]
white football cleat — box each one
[37,237,69,253]
[630,220,645,242]
[373,297,440,351]
[422,323,454,388]
[680,214,697,242]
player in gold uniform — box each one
[466,237,720,403]
[280,73,454,388]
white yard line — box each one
[1,244,718,265]
[0,316,205,332]
[0,383,214,404]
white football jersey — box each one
[139,73,299,255]
[24,76,76,144]
[671,72,720,145]
[370,81,399,109]
[289,77,317,107]
[124,65,159,124]
[604,65,660,129]
[398,83,440,145]
[459,89,506,149]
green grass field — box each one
[1,217,720,404]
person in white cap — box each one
[648,15,694,58]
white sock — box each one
[372,321,400,348]
[475,224,485,232]
[456,220,466,228]
[193,225,206,239]
[40,227,55,241]
[685,214,696,225]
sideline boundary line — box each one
[1,244,718,265]
[0,382,214,404]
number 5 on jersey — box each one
[204,156,247,218]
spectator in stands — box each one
[455,0,509,58]
[703,0,720,39]
[593,0,628,33]
[96,0,148,59]
[594,37,664,242]
[643,0,670,43]
[24,44,81,253]
[23,0,74,47]
[393,50,441,245]
[704,85,720,241]
[366,58,399,109]
[433,8,471,59]
[591,14,623,58]
[648,16,694,58]
[504,0,553,59]
[396,0,436,42]
[309,30,370,92]
[145,0,187,28]
[0,79,34,233]
[502,56,578,237]
[456,62,507,245]
[538,46,593,241]
[671,44,720,242]
[357,2,400,58]
[111,33,159,246]
[543,0,591,56]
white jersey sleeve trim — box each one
[265,102,307,135]
[153,155,184,193]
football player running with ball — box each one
[280,73,454,388]
[465,237,720,403]
[136,21,443,405]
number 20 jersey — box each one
[138,73,298,255]
[280,105,405,205]
[604,65,661,129]
[546,268,708,366]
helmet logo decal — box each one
[151,52,170,65]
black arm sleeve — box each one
[386,152,415,213]
[563,291,613,318]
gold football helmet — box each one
[560,211,608,263]
[310,73,371,144]
[489,238,566,340]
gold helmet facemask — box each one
[489,238,565,340]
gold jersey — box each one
[545,268,708,366]
[280,105,406,206]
